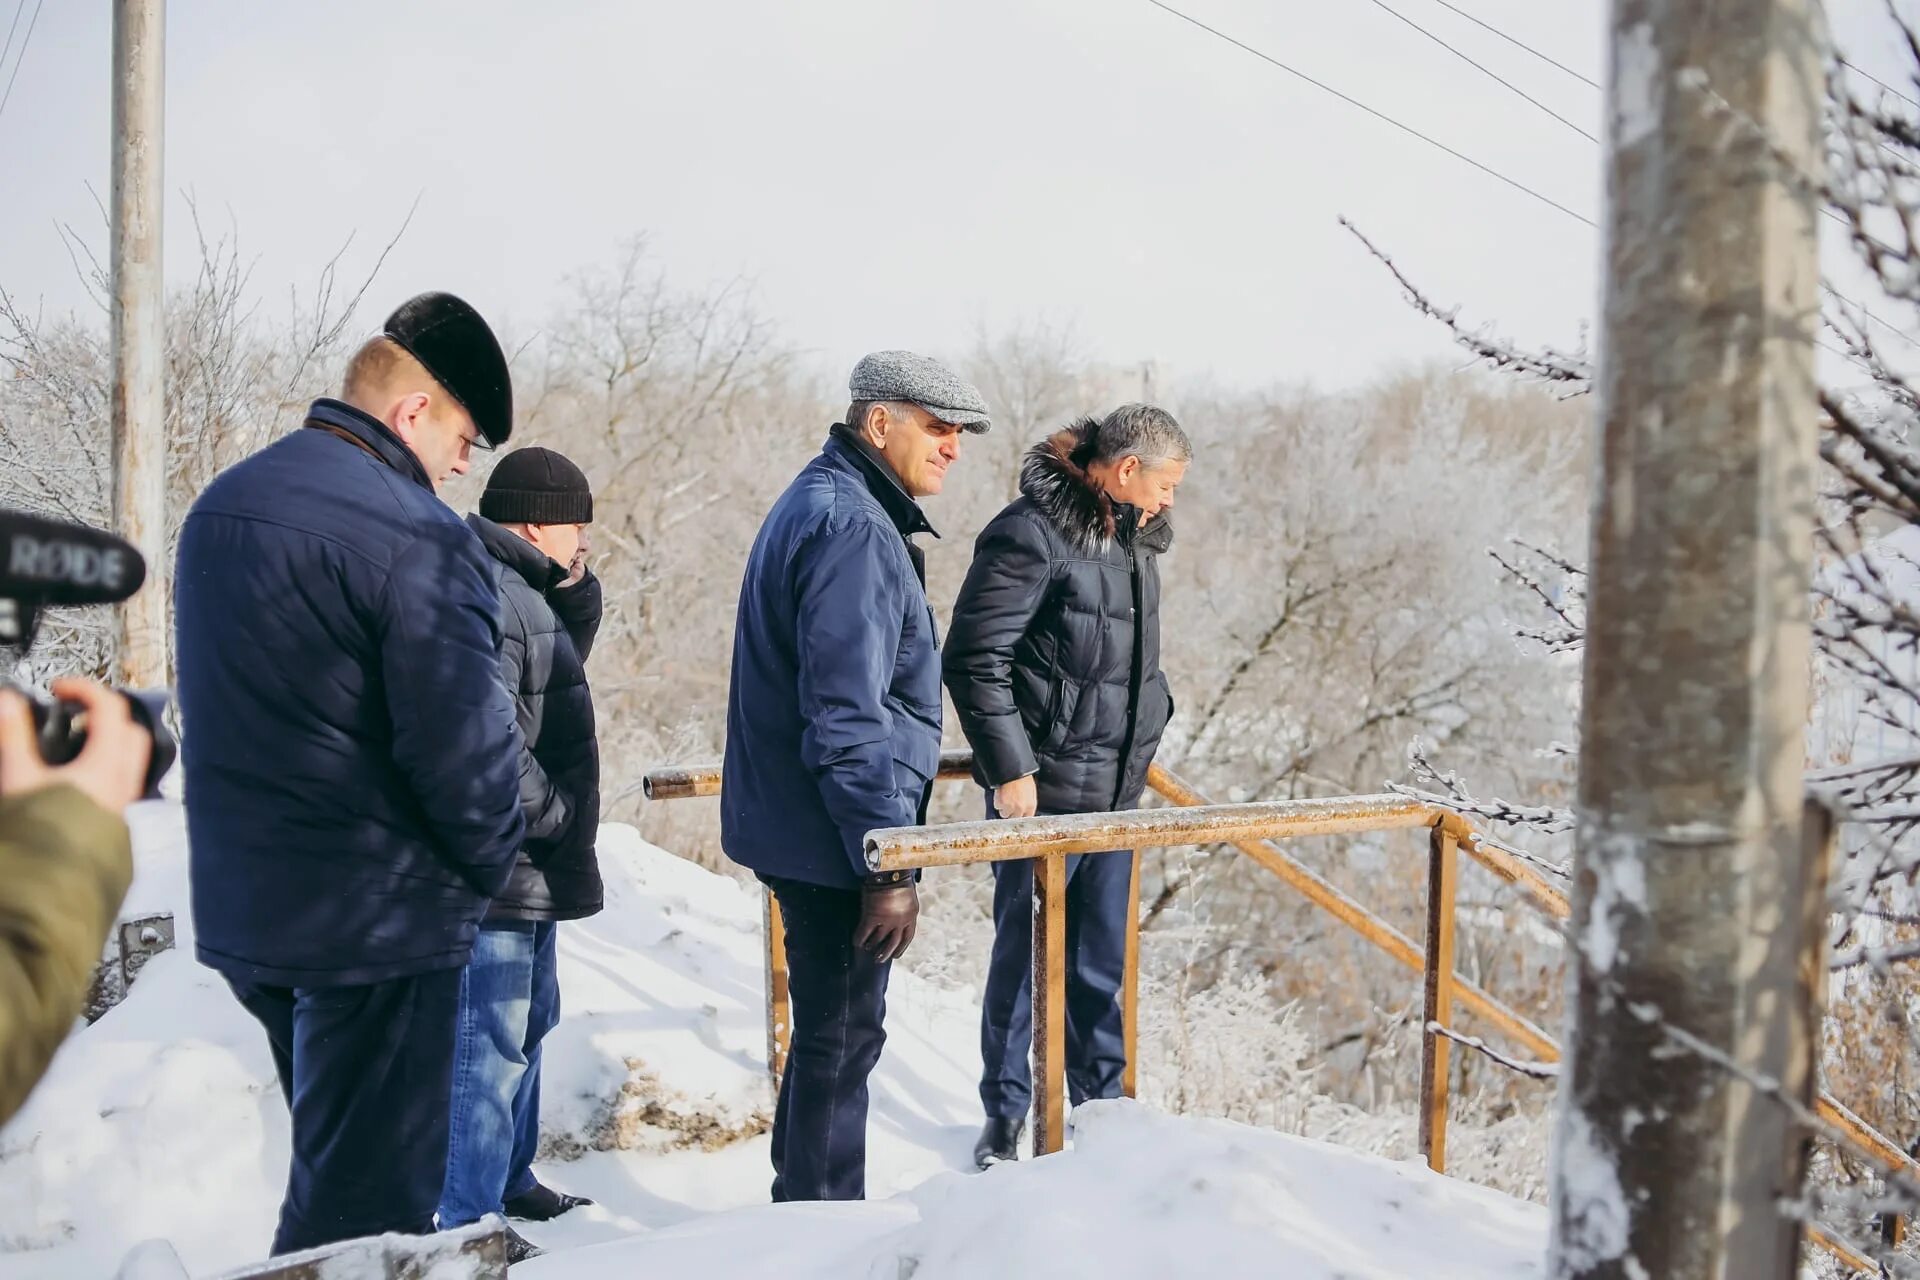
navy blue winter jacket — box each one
[175,399,527,986]
[721,428,943,889]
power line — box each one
[0,0,43,129]
[1387,7,1920,354]
[1824,283,1920,356]
[1368,0,1595,141]
[1143,0,1595,227]
[0,0,26,87]
[1427,1,1920,122]
[1842,58,1920,113]
[1148,1,1920,357]
[1419,0,1599,89]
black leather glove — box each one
[854,878,919,963]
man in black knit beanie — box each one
[440,446,602,1259]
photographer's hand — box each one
[0,680,151,814]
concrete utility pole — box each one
[110,0,167,689]
[1547,1,1827,1276]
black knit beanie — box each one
[480,447,593,525]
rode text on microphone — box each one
[0,508,173,798]
[0,511,148,652]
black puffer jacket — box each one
[943,419,1175,815]
[467,514,604,922]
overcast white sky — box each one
[0,0,1910,394]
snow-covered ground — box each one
[0,804,1547,1278]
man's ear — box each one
[863,403,892,448]
[389,391,432,444]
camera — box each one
[13,685,178,801]
[1,509,177,801]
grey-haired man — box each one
[724,351,989,1200]
[944,404,1191,1166]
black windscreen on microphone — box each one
[0,510,147,608]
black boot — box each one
[503,1180,595,1222]
[974,1117,1025,1169]
[502,1224,545,1265]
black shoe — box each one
[974,1117,1025,1169]
[503,1224,545,1265]
[503,1181,595,1222]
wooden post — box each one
[1145,768,1559,1059]
[1550,0,1825,1273]
[763,887,790,1086]
[1419,823,1459,1174]
[1122,848,1141,1099]
[110,0,168,689]
[1032,853,1068,1157]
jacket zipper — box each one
[1112,514,1148,809]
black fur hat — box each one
[382,291,513,448]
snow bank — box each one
[527,1101,1546,1280]
[0,806,983,1276]
[0,804,1548,1279]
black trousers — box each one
[760,875,893,1201]
[227,967,463,1255]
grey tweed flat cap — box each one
[849,350,992,433]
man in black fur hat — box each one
[177,292,524,1254]
[942,403,1191,1168]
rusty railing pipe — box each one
[865,793,1442,871]
[643,751,978,802]
[644,754,1920,1225]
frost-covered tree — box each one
[1346,15,1920,1272]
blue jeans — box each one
[438,921,560,1228]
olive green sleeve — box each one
[0,785,133,1127]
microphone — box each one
[0,510,147,607]
[0,510,173,799]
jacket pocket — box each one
[1141,671,1174,746]
[1037,677,1072,755]
[891,736,939,827]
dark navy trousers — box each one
[228,967,463,1255]
[760,875,892,1202]
[979,842,1133,1123]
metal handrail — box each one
[865,792,1441,868]
[641,751,1897,1271]
[642,752,978,801]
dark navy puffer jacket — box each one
[466,513,603,923]
[943,419,1175,815]
[175,399,527,987]
[721,428,943,889]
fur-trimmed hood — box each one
[1019,418,1175,556]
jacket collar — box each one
[824,425,939,541]
[1020,418,1175,556]
[304,398,434,492]
[466,513,566,591]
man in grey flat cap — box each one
[723,351,989,1201]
